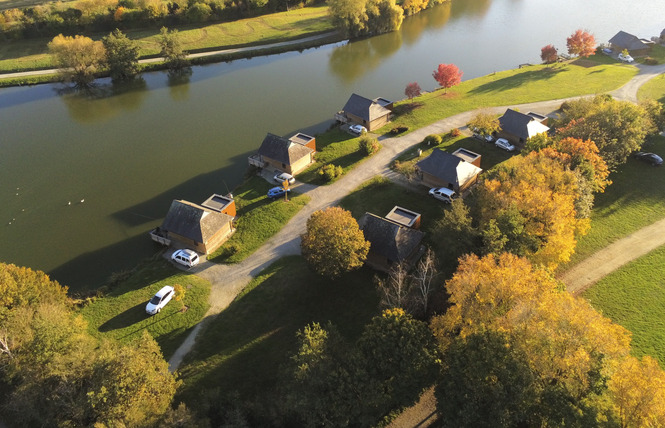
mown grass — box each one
[207,175,310,264]
[583,246,665,366]
[637,72,665,104]
[564,135,665,267]
[79,258,210,359]
[0,6,332,73]
[176,256,380,408]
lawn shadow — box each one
[469,67,568,95]
[98,302,148,332]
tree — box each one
[300,207,370,278]
[365,0,403,35]
[540,44,558,64]
[566,29,596,58]
[467,109,500,137]
[432,63,462,93]
[0,263,69,322]
[432,198,479,264]
[327,0,403,38]
[608,356,665,427]
[375,262,411,310]
[48,34,106,86]
[102,28,140,81]
[159,27,189,71]
[404,81,421,99]
[411,248,438,318]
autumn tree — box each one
[474,152,588,268]
[608,356,665,427]
[159,27,189,71]
[540,44,558,64]
[467,109,500,137]
[401,0,428,16]
[327,0,403,38]
[404,81,421,99]
[102,28,140,81]
[48,34,106,86]
[433,63,462,93]
[301,206,370,278]
[567,29,596,58]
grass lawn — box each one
[207,175,310,264]
[638,72,665,104]
[564,135,665,267]
[0,6,332,73]
[176,256,380,408]
[583,246,665,366]
[79,258,210,359]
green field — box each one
[207,175,310,264]
[79,259,210,359]
[583,246,665,366]
[176,256,380,412]
[638,72,665,103]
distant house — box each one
[156,196,236,255]
[336,93,393,132]
[248,132,316,175]
[609,30,654,56]
[497,109,550,146]
[660,28,665,44]
[415,148,482,193]
[358,209,425,272]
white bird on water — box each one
[80,199,85,203]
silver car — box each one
[495,138,516,152]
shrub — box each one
[450,128,461,137]
[318,164,343,182]
[391,126,409,135]
[423,134,442,146]
[392,160,417,179]
[174,284,185,301]
[359,137,381,156]
[644,57,658,65]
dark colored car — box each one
[267,187,291,199]
[634,151,663,166]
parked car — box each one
[171,249,200,268]
[267,187,291,199]
[273,172,295,185]
[429,187,457,203]
[602,47,612,55]
[495,138,516,152]
[634,151,663,166]
[618,52,634,63]
[146,285,175,315]
[349,124,367,135]
[473,132,494,143]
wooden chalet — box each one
[335,93,393,132]
[415,148,482,193]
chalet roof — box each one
[342,93,391,122]
[609,30,649,51]
[161,200,233,243]
[257,133,313,165]
[358,213,424,263]
[499,109,549,141]
[415,149,482,187]
[201,194,234,213]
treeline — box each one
[0,0,320,40]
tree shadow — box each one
[98,302,148,332]
[468,68,568,95]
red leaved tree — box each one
[540,44,558,64]
[432,63,462,93]
[566,29,596,58]
[405,82,421,100]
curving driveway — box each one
[169,62,665,371]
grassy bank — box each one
[0,6,333,74]
[638,72,665,103]
[79,259,211,359]
[208,175,310,264]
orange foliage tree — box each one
[475,152,588,269]
[567,29,596,58]
[432,63,462,93]
[609,355,665,427]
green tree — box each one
[301,206,370,278]
[467,109,500,138]
[159,27,189,71]
[432,198,478,264]
[48,34,106,86]
[102,28,140,81]
[327,0,402,37]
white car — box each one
[618,52,634,63]
[429,187,457,203]
[146,285,175,315]
[273,172,295,185]
[349,124,367,135]
[171,249,200,268]
[495,138,516,152]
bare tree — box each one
[376,263,412,310]
[411,248,438,317]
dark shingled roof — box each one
[358,213,424,263]
[342,93,391,122]
[415,149,482,187]
[161,200,233,243]
[609,30,649,51]
[257,133,313,165]
[499,109,549,141]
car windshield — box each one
[149,296,161,305]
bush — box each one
[318,164,344,182]
[644,57,658,65]
[392,160,417,179]
[450,128,461,137]
[174,284,185,301]
[423,134,442,146]
[359,137,381,156]
[390,126,409,135]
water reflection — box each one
[329,31,403,84]
[167,67,193,101]
[59,78,148,123]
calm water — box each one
[1,0,663,290]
